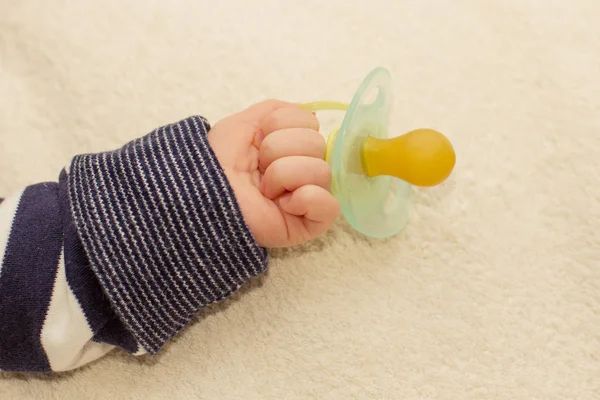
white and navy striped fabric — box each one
[0,116,268,373]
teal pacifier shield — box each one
[330,67,412,238]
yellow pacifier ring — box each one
[297,101,346,164]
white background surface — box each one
[1,0,599,398]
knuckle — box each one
[258,99,285,109]
[271,156,287,176]
[261,111,283,130]
[260,134,275,155]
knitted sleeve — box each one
[0,116,268,373]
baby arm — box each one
[0,100,338,373]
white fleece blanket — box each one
[1,1,599,399]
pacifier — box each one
[300,67,455,239]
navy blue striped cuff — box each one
[66,115,268,354]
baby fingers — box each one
[260,156,331,200]
[261,107,319,136]
[278,185,340,242]
[259,128,325,173]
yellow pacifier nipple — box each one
[361,128,456,187]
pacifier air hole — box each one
[361,87,380,106]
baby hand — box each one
[208,100,340,248]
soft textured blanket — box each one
[1,0,598,398]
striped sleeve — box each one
[0,115,269,373]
